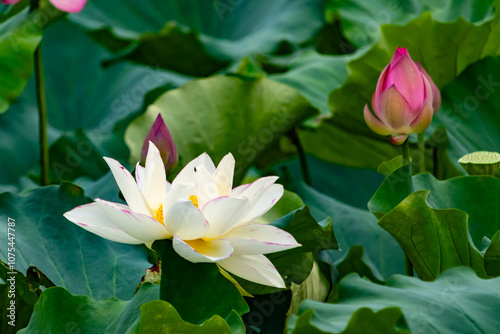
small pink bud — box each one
[364,47,434,145]
[141,114,178,175]
[2,0,87,12]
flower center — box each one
[153,204,164,225]
[189,195,199,208]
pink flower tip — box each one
[395,47,409,56]
[2,0,87,13]
[48,0,87,13]
[141,113,179,176]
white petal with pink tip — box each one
[224,224,301,255]
[95,199,169,242]
[244,184,284,222]
[218,254,286,288]
[63,203,144,244]
[231,176,279,203]
[135,163,146,195]
[104,157,152,216]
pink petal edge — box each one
[49,0,87,13]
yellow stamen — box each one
[189,195,199,208]
[153,204,164,225]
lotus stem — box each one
[290,128,312,186]
[405,254,414,277]
[156,239,172,302]
[434,146,444,180]
[34,47,49,186]
[402,138,414,276]
[402,138,410,164]
[417,133,425,173]
[31,0,49,186]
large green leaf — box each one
[292,183,405,282]
[118,22,229,76]
[332,0,495,48]
[369,164,500,246]
[276,155,384,209]
[0,9,41,113]
[258,189,305,224]
[48,130,110,182]
[333,246,385,285]
[21,286,128,333]
[301,111,401,169]
[0,183,150,300]
[125,75,317,183]
[137,301,235,333]
[0,98,40,193]
[41,20,187,133]
[73,172,122,203]
[427,56,500,172]
[289,267,500,333]
[271,51,353,120]
[69,0,325,75]
[378,190,487,280]
[272,207,339,256]
[291,307,408,334]
[303,3,500,169]
[19,284,234,333]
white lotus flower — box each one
[64,142,301,288]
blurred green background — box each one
[2,0,500,333]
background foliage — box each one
[1,0,500,332]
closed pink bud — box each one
[2,0,87,13]
[364,47,434,145]
[141,114,178,176]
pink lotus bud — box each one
[2,0,87,13]
[141,114,178,175]
[363,47,434,145]
[416,62,441,112]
